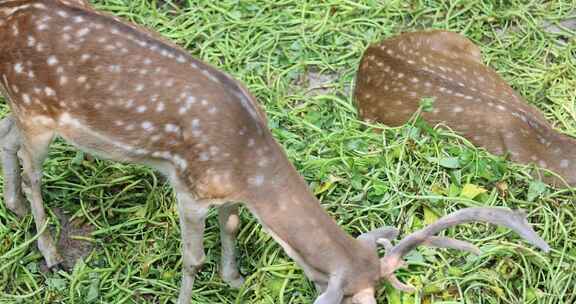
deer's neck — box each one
[238,150,377,284]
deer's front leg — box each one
[176,193,208,304]
[0,117,27,217]
[218,203,245,288]
[19,131,62,268]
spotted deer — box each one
[0,2,550,303]
[355,30,576,188]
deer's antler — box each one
[379,208,550,292]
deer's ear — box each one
[357,227,399,250]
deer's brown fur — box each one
[355,30,576,188]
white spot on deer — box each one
[136,105,147,113]
[45,87,56,97]
[22,94,31,104]
[165,79,175,87]
[560,159,570,168]
[125,124,135,131]
[37,23,48,31]
[57,10,68,18]
[114,121,124,127]
[191,119,200,129]
[46,56,58,66]
[185,96,196,105]
[209,146,220,156]
[135,84,144,92]
[156,102,165,112]
[201,70,220,83]
[11,24,19,36]
[77,28,90,37]
[14,63,24,74]
[258,158,269,167]
[247,138,255,147]
[74,16,84,23]
[77,76,87,83]
[60,76,68,85]
[141,121,154,131]
[208,107,218,114]
[11,85,19,94]
[497,105,506,111]
[453,106,464,113]
[177,55,187,63]
[199,152,210,161]
[62,33,71,42]
[109,65,122,73]
[81,54,91,62]
[27,36,36,47]
[248,175,264,187]
[538,137,548,145]
[143,58,152,65]
[165,124,180,133]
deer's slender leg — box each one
[218,203,245,287]
[176,193,208,304]
[19,130,62,268]
[0,117,27,217]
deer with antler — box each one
[0,1,549,303]
[355,30,576,188]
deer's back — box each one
[0,0,275,197]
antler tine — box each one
[380,207,550,289]
[424,236,481,255]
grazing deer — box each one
[0,2,550,303]
[354,30,576,188]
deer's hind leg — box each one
[17,121,62,268]
[0,116,27,217]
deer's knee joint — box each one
[183,253,205,274]
[223,213,240,235]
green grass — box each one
[1,0,575,303]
